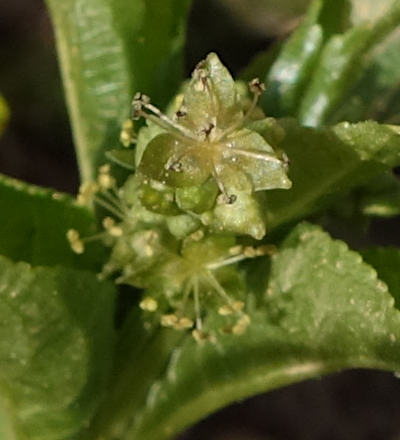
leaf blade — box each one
[264,120,400,230]
[46,0,191,183]
[0,173,104,270]
[0,256,116,439]
[127,223,400,440]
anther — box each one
[176,108,187,118]
[227,194,237,204]
[139,296,158,312]
[102,216,123,237]
[161,314,179,327]
[67,229,84,254]
[248,78,266,95]
[232,314,251,335]
[201,122,215,139]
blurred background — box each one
[1,0,400,439]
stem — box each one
[94,196,126,220]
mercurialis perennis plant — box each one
[68,53,291,341]
[2,0,400,439]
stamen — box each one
[139,296,158,312]
[100,190,129,216]
[67,229,85,254]
[131,93,198,142]
[206,253,248,271]
[232,314,251,335]
[174,317,194,330]
[102,217,123,237]
[120,119,137,147]
[219,78,265,139]
[94,195,126,220]
[205,271,234,306]
[161,314,179,327]
[218,301,244,316]
[193,277,203,331]
[77,181,99,205]
[97,164,116,190]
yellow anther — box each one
[161,314,179,327]
[192,329,209,343]
[218,305,233,316]
[232,301,244,312]
[229,245,243,256]
[98,164,111,174]
[102,216,115,229]
[243,246,257,258]
[232,314,251,335]
[120,119,134,147]
[174,317,194,330]
[139,296,158,312]
[98,173,115,190]
[66,229,84,254]
[190,229,204,241]
[255,244,276,256]
[102,217,123,237]
[144,245,154,257]
[77,181,99,205]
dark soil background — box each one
[1,1,400,439]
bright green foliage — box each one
[121,223,400,440]
[263,120,400,229]
[262,0,351,117]
[45,0,191,183]
[0,255,115,439]
[332,28,400,124]
[262,0,400,126]
[2,0,400,439]
[0,174,104,270]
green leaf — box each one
[264,120,400,230]
[123,223,400,440]
[298,1,400,126]
[362,247,400,307]
[261,0,351,117]
[46,0,191,183]
[330,28,400,124]
[0,174,104,270]
[0,255,115,439]
[262,0,400,125]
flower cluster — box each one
[67,53,291,342]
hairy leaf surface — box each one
[123,223,400,440]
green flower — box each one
[132,53,291,239]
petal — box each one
[223,129,292,191]
[138,134,210,187]
[179,53,242,132]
